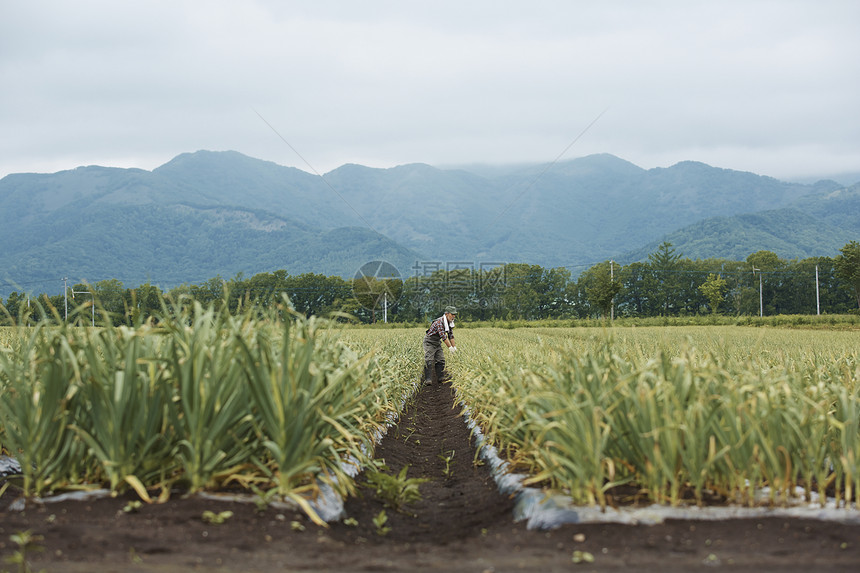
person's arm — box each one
[441,330,454,348]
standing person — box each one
[423,306,457,385]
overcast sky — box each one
[2,1,859,182]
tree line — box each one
[2,241,859,326]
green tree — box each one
[648,242,682,315]
[351,275,402,322]
[237,270,291,308]
[69,282,97,326]
[402,269,447,322]
[1,291,27,324]
[499,264,541,320]
[288,273,352,317]
[126,282,164,324]
[535,267,572,317]
[770,258,831,315]
[581,261,622,319]
[189,276,226,309]
[44,293,65,323]
[617,262,652,317]
[720,260,751,315]
[674,258,709,315]
[746,250,782,270]
[746,250,786,315]
[811,257,855,314]
[835,240,860,309]
[93,279,127,325]
[698,273,728,314]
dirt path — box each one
[1,381,859,572]
[327,381,517,546]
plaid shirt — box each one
[426,316,454,341]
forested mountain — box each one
[623,182,860,262]
[622,208,854,263]
[0,150,856,296]
[0,161,419,295]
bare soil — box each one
[2,381,859,572]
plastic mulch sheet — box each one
[0,455,22,480]
[459,401,860,530]
[0,382,421,520]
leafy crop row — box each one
[0,299,418,524]
[452,327,860,508]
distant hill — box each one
[0,150,856,296]
[452,156,849,268]
[0,160,419,295]
[622,208,854,262]
[623,182,860,263]
[795,183,860,231]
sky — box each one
[2,0,859,182]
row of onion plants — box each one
[451,326,860,509]
[0,298,416,523]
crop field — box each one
[2,314,859,523]
[0,302,418,524]
[451,326,860,509]
[3,315,860,571]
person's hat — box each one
[444,305,458,315]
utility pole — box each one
[610,260,615,321]
[752,267,763,317]
[383,291,388,324]
[63,277,68,321]
[815,264,820,315]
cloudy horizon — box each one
[2,1,859,183]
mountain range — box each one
[0,150,857,297]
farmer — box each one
[423,305,457,385]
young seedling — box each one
[201,510,233,524]
[366,465,429,514]
[401,426,418,443]
[250,485,278,513]
[438,449,455,477]
[123,500,143,514]
[129,547,144,565]
[572,550,595,564]
[372,510,391,536]
[4,530,45,573]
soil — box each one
[2,381,859,572]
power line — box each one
[253,109,378,234]
[481,107,609,232]
[0,265,831,295]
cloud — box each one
[1,0,858,180]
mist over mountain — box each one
[0,150,856,296]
